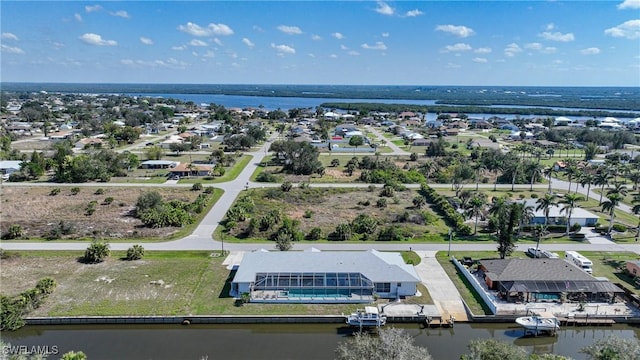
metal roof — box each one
[481,258,596,281]
[232,249,420,284]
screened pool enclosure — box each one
[252,272,375,300]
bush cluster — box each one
[135,191,210,228]
[1,278,57,331]
[420,183,472,236]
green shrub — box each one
[70,187,80,195]
[570,222,582,232]
[307,227,323,240]
[94,188,105,195]
[49,188,61,196]
[377,225,404,241]
[103,197,114,205]
[530,193,539,199]
[126,244,145,260]
[281,181,293,192]
[303,210,313,218]
[192,182,203,191]
[83,240,110,263]
[204,187,214,194]
[2,224,23,240]
[612,224,627,232]
[376,198,387,208]
[256,172,278,182]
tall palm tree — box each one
[536,193,558,230]
[514,201,534,236]
[560,193,583,235]
[607,182,628,198]
[579,172,595,201]
[473,162,486,191]
[602,193,623,235]
[543,166,555,194]
[465,194,487,235]
[629,171,640,191]
[594,168,612,205]
[564,159,579,195]
[527,161,543,191]
[632,193,640,240]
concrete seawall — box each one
[25,315,347,326]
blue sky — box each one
[1,1,639,86]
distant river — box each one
[3,323,639,360]
[126,93,638,118]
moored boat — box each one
[515,312,559,334]
[346,306,387,327]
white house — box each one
[0,160,23,180]
[231,249,420,303]
[522,199,599,227]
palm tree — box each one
[465,194,487,235]
[473,163,486,191]
[559,193,583,235]
[607,182,628,198]
[514,201,534,236]
[543,166,555,194]
[536,193,558,230]
[602,193,623,235]
[583,142,600,161]
[632,193,640,240]
[629,171,640,191]
[594,168,612,205]
[564,159,579,195]
[527,161,542,191]
[579,172,595,201]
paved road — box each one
[365,126,410,155]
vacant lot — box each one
[222,187,449,242]
[0,186,215,240]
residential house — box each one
[521,199,599,227]
[0,160,23,179]
[168,163,213,177]
[231,249,420,303]
[140,160,179,170]
[478,258,623,303]
[626,260,640,278]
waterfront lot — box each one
[0,251,429,317]
[0,187,222,241]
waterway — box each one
[3,323,639,359]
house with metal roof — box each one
[479,258,623,303]
[231,249,420,303]
[521,199,600,227]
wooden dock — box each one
[560,316,616,326]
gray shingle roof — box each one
[233,249,420,284]
[481,258,595,281]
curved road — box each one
[2,134,639,254]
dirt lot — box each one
[227,187,448,241]
[0,186,204,240]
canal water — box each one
[3,323,639,360]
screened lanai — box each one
[252,272,375,300]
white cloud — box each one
[580,47,601,55]
[618,0,640,9]
[120,58,187,69]
[52,42,65,50]
[605,20,640,39]
[140,37,154,45]
[192,51,199,57]
[212,38,223,46]
[329,54,338,58]
[542,47,557,54]
[1,44,25,54]
[443,43,472,52]
[311,34,322,41]
[446,63,461,69]
[178,22,234,37]
[348,50,360,56]
[189,39,208,47]
[79,33,117,46]
[277,25,303,35]
[382,32,389,38]
[504,43,522,57]
[242,38,255,48]
[474,47,492,54]
[435,24,475,38]
[375,2,395,16]
[1,33,19,41]
[203,50,215,58]
[74,13,83,22]
[472,57,488,63]
[332,32,344,40]
[545,23,555,31]
[539,31,575,42]
[271,43,295,54]
[361,41,387,50]
[340,45,349,50]
[110,10,130,19]
[405,9,423,17]
[172,45,186,51]
[525,42,543,50]
[85,5,103,13]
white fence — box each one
[452,256,497,315]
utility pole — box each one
[447,228,453,256]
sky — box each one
[1,1,639,86]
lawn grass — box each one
[436,251,496,316]
[568,251,640,295]
[401,250,422,266]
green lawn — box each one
[569,251,640,295]
[179,155,253,184]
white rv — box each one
[565,251,593,274]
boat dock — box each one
[380,303,452,327]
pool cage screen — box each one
[252,272,374,297]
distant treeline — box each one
[319,102,638,119]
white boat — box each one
[346,306,387,327]
[515,312,559,333]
